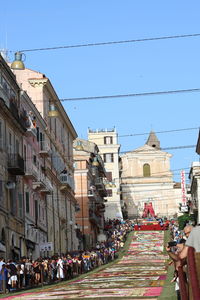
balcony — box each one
[88,189,96,198]
[24,164,38,180]
[96,203,105,213]
[10,100,19,121]
[25,127,37,137]
[32,178,45,191]
[40,177,53,194]
[39,141,51,157]
[94,178,107,197]
[95,177,104,188]
[8,153,25,175]
[89,211,101,226]
[60,174,74,192]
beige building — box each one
[12,67,78,254]
[73,139,107,249]
[88,128,123,220]
[120,131,181,219]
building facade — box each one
[11,64,78,255]
[188,130,200,224]
[88,128,122,220]
[73,139,107,249]
[0,54,26,259]
[189,162,200,224]
[120,131,181,219]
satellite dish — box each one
[5,181,16,189]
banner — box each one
[181,170,187,206]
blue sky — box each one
[1,0,200,182]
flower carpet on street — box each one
[5,231,168,299]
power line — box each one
[59,88,200,102]
[118,127,199,138]
[18,33,200,53]
[22,143,196,161]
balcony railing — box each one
[0,137,3,150]
[25,127,37,137]
[39,141,51,157]
[8,153,25,175]
[40,177,53,194]
[89,211,101,226]
[10,100,19,121]
[24,164,38,180]
[94,178,107,197]
[60,174,74,191]
[95,177,104,187]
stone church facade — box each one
[120,131,182,219]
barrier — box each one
[187,247,200,300]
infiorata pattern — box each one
[4,231,168,299]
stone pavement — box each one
[4,231,168,299]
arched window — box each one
[1,228,6,244]
[143,164,151,177]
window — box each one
[1,228,6,245]
[33,154,37,166]
[15,139,19,154]
[24,145,27,172]
[36,127,40,142]
[10,189,17,215]
[106,189,113,197]
[103,153,114,163]
[42,207,45,220]
[106,171,113,182]
[35,200,38,223]
[0,120,3,150]
[0,179,3,204]
[104,136,113,144]
[18,193,23,218]
[143,164,151,177]
[26,192,30,214]
[8,132,12,154]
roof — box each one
[145,131,160,149]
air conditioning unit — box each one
[5,181,16,189]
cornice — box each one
[28,78,48,88]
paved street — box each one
[4,231,168,299]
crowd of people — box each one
[166,220,200,300]
[0,219,133,294]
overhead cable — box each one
[59,88,200,102]
[18,33,200,53]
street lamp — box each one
[11,52,25,70]
[48,103,59,117]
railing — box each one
[60,174,74,190]
[187,247,200,300]
[178,266,188,300]
[10,100,19,121]
[89,210,101,226]
[26,127,37,137]
[95,177,104,186]
[44,177,53,192]
[7,153,25,175]
[0,84,9,106]
[39,141,51,156]
[24,164,38,179]
[0,137,3,150]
